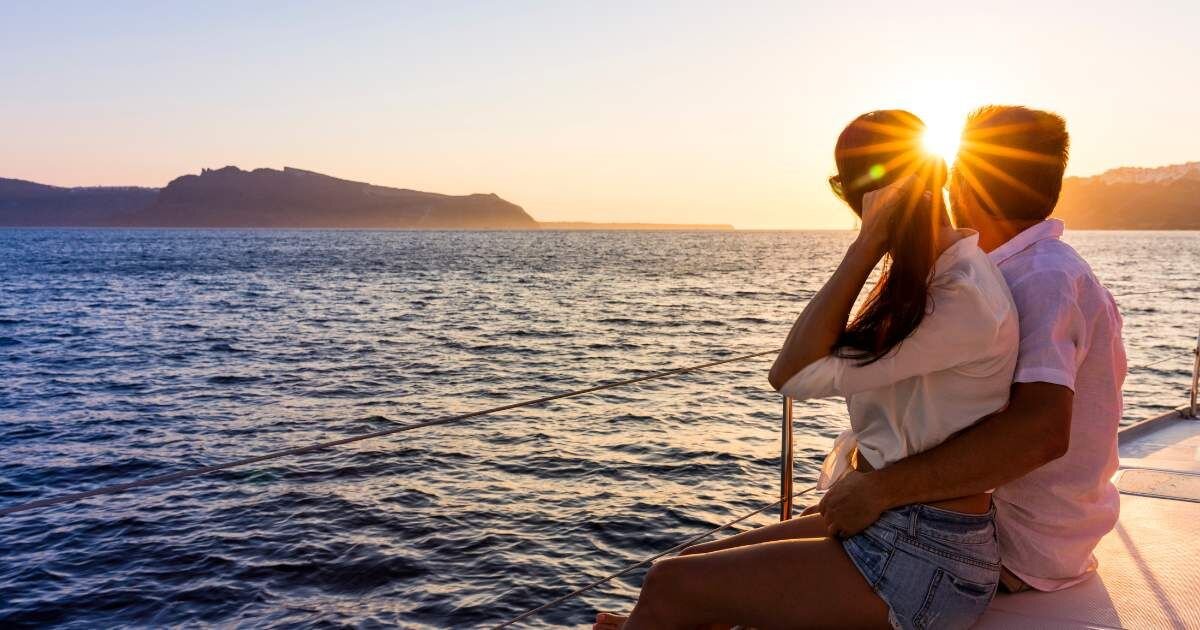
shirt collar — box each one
[987,219,1064,267]
[933,229,981,277]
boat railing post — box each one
[780,396,794,521]
[1190,324,1199,418]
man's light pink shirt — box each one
[989,219,1127,591]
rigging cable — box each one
[1,349,777,517]
[3,285,1194,518]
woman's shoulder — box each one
[925,251,1019,369]
[931,251,1004,298]
[929,247,1017,328]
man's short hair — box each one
[955,105,1069,221]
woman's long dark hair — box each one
[828,110,948,364]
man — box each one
[816,105,1127,592]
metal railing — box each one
[779,396,795,521]
[1190,324,1199,418]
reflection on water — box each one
[0,229,1195,627]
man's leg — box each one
[623,537,889,629]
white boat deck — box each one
[977,409,1200,629]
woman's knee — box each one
[643,557,688,595]
[634,560,689,624]
[643,559,670,590]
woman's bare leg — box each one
[625,537,889,629]
[594,514,834,629]
[680,512,829,556]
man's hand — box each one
[816,470,889,538]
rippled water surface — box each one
[1,229,1196,628]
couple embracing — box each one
[596,106,1126,629]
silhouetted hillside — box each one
[1055,162,1200,229]
[0,167,536,229]
[138,166,536,229]
[0,179,157,226]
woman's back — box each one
[781,231,1018,482]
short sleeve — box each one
[779,355,841,400]
[780,273,1011,400]
[1008,270,1087,391]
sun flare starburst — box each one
[921,123,962,161]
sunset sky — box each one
[3,1,1196,229]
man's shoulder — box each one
[1020,237,1092,274]
[1000,238,1096,289]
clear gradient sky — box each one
[3,1,1197,228]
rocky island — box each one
[0,166,537,229]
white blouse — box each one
[780,231,1019,489]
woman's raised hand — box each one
[854,175,918,258]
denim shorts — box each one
[842,504,1000,630]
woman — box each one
[595,110,1018,629]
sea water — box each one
[0,229,1196,627]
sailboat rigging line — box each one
[2,286,1190,518]
[1111,287,1193,298]
[1133,355,1184,370]
[491,485,817,629]
[0,349,779,517]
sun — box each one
[921,120,962,161]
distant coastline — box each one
[0,166,537,230]
[1053,161,1200,230]
[4,161,1200,230]
[538,221,734,231]
[0,167,734,231]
